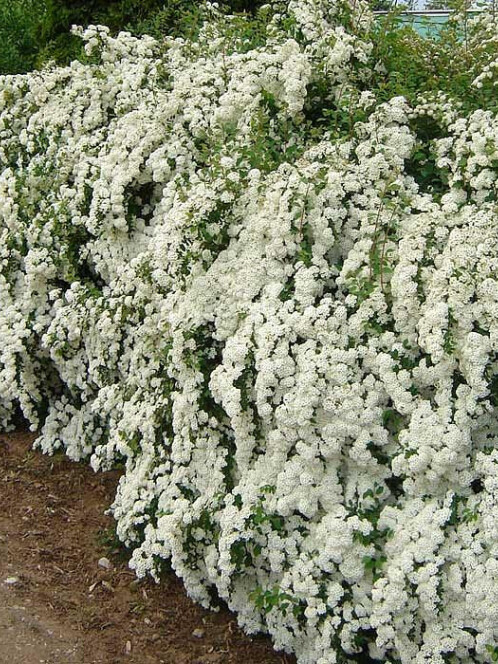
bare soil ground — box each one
[0,430,295,664]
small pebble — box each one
[144,617,152,626]
[192,628,205,639]
[4,576,20,585]
[98,557,112,570]
[125,640,132,654]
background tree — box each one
[0,0,270,74]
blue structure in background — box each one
[373,9,486,37]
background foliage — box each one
[0,0,271,74]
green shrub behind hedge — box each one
[0,0,270,74]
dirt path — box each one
[0,431,295,664]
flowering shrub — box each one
[3,1,498,662]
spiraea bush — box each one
[3,1,498,662]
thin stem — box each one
[298,183,311,244]
[380,206,397,292]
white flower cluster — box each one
[2,2,498,663]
